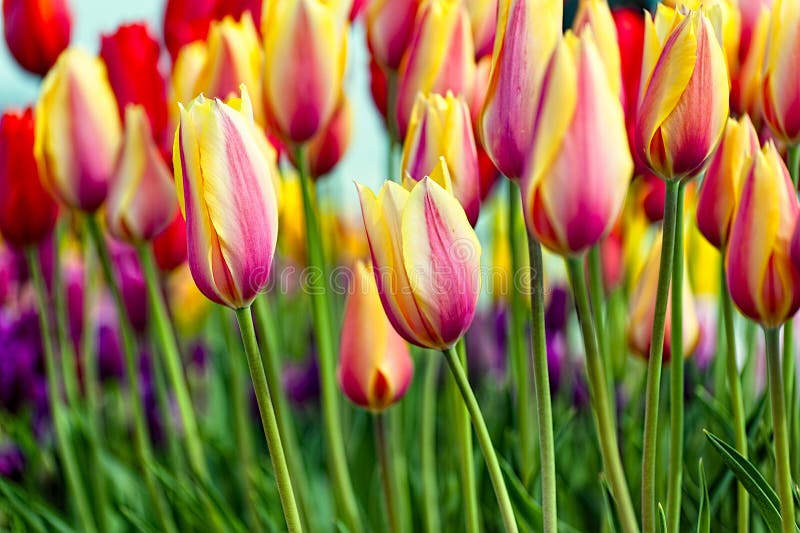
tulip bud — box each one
[402,92,481,226]
[162,0,217,59]
[522,31,632,256]
[365,0,420,71]
[2,0,71,76]
[338,261,413,411]
[356,162,482,349]
[761,0,800,143]
[731,7,769,122]
[628,232,700,363]
[170,41,208,128]
[34,48,122,212]
[635,8,729,181]
[573,0,622,98]
[395,0,475,139]
[173,86,280,309]
[106,106,177,243]
[262,0,349,144]
[611,7,645,121]
[0,108,59,247]
[464,0,497,59]
[641,173,666,222]
[153,213,188,271]
[100,24,169,147]
[480,0,563,179]
[696,116,759,249]
[196,13,264,124]
[290,96,353,179]
[727,142,800,327]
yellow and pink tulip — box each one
[761,0,800,143]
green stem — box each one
[85,214,176,533]
[294,145,363,533]
[137,243,209,481]
[234,307,303,533]
[421,355,441,533]
[764,327,796,533]
[375,413,399,533]
[389,403,411,533]
[787,144,800,188]
[588,244,616,432]
[453,339,479,533]
[782,321,795,472]
[666,184,685,533]
[251,295,310,529]
[641,179,680,533]
[526,232,558,532]
[565,257,639,533]
[149,334,187,484]
[52,221,80,410]
[721,260,749,532]
[386,70,399,146]
[442,345,518,533]
[26,247,97,533]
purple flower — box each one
[465,305,508,386]
[0,444,25,480]
[283,354,320,407]
[108,239,148,333]
[545,286,570,333]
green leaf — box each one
[697,459,710,533]
[704,429,783,532]
[599,476,618,533]
[657,503,668,533]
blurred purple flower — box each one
[546,331,567,393]
[545,286,570,333]
[283,354,320,407]
[693,298,718,372]
[0,444,25,480]
[108,239,147,333]
[465,305,508,385]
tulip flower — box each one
[366,0,420,71]
[356,162,482,350]
[0,108,59,248]
[262,0,349,144]
[173,86,280,309]
[738,0,772,63]
[195,13,264,124]
[628,232,700,362]
[2,0,71,76]
[170,41,208,128]
[464,0,497,59]
[522,31,632,256]
[573,0,622,98]
[162,0,218,59]
[612,7,645,121]
[290,96,353,179]
[395,0,475,139]
[731,6,769,121]
[727,142,800,327]
[34,48,122,212]
[338,261,413,411]
[761,0,800,143]
[480,0,563,179]
[696,116,759,250]
[402,92,481,226]
[100,24,169,147]
[635,7,729,181]
[153,213,188,271]
[106,106,177,244]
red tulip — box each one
[611,7,645,123]
[2,0,71,76]
[163,0,217,60]
[153,212,188,271]
[0,108,59,247]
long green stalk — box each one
[443,345,518,533]
[666,184,685,533]
[374,413,399,533]
[565,257,639,533]
[26,247,97,533]
[421,355,441,533]
[52,221,80,410]
[234,307,303,533]
[452,340,479,533]
[641,180,680,533]
[294,145,363,533]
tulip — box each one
[612,7,645,121]
[738,0,772,63]
[696,116,759,250]
[34,48,122,212]
[628,232,700,362]
[522,31,632,256]
[170,41,208,129]
[162,0,218,59]
[395,0,475,139]
[195,13,264,124]
[635,7,729,181]
[727,142,800,327]
[292,96,353,179]
[2,0,71,76]
[402,92,481,226]
[106,106,177,244]
[338,261,413,411]
[573,0,622,98]
[356,162,482,350]
[731,6,769,121]
[761,0,800,143]
[464,0,497,59]
[173,86,280,309]
[100,24,169,147]
[480,0,563,179]
[0,108,59,248]
[153,213,188,271]
[365,0,420,71]
[262,0,349,144]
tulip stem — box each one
[386,70,399,147]
[641,179,680,533]
[452,339,479,533]
[787,144,800,188]
[763,327,796,533]
[442,345,518,533]
[136,243,211,479]
[588,244,615,420]
[25,247,97,533]
[565,256,639,533]
[666,183,685,533]
[421,355,441,533]
[526,232,558,533]
[374,413,400,533]
[234,306,303,533]
[85,214,177,533]
[295,144,363,533]
[52,220,81,411]
[720,259,749,532]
